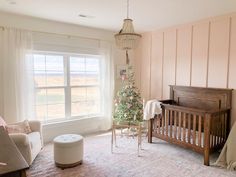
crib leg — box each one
[204,150,210,166]
[148,119,153,143]
[204,114,211,166]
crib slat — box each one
[166,110,169,136]
[153,118,156,134]
[183,113,186,143]
[209,117,212,148]
[225,113,228,142]
[212,117,216,147]
[217,115,221,145]
[210,134,213,148]
[224,113,227,141]
[213,116,217,147]
[188,115,191,143]
[155,116,158,134]
[162,109,165,135]
[174,111,177,139]
[219,117,221,145]
[219,114,224,144]
[221,114,224,143]
[170,110,173,138]
[221,113,225,144]
[216,120,218,146]
[212,118,215,148]
[216,117,218,145]
[216,118,218,145]
[218,115,222,145]
[178,112,182,140]
[193,115,196,145]
[221,114,225,142]
[198,115,202,147]
[216,117,220,145]
[158,115,161,135]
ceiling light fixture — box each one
[115,0,141,65]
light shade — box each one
[115,19,142,50]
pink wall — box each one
[134,12,236,126]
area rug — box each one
[26,132,236,177]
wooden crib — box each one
[148,85,232,166]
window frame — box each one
[32,51,103,123]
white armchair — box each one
[8,120,43,165]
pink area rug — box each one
[26,133,236,177]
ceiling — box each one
[0,0,236,32]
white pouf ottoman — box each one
[53,134,83,169]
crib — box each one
[148,85,232,166]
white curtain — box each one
[32,32,114,129]
[99,41,114,129]
[1,28,35,123]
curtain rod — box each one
[0,25,112,43]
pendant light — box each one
[114,0,142,65]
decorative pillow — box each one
[6,120,32,134]
[0,116,7,128]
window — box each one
[33,52,101,122]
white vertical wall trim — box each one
[162,32,164,99]
[162,32,165,99]
[138,50,142,90]
[206,21,211,87]
[190,25,194,86]
[175,29,178,85]
[227,17,232,89]
[140,40,143,98]
[149,34,152,99]
[161,32,164,99]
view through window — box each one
[33,53,101,122]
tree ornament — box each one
[113,65,143,123]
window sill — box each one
[42,115,104,127]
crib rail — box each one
[152,104,206,152]
[149,104,230,158]
[209,109,229,150]
[148,86,232,166]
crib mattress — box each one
[154,126,223,148]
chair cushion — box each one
[6,120,32,134]
[9,133,29,146]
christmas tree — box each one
[113,65,143,123]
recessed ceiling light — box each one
[78,14,95,19]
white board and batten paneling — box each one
[207,17,230,88]
[228,14,236,126]
[162,29,177,99]
[191,22,209,87]
[150,31,164,100]
[139,33,152,100]
[176,25,192,86]
[135,13,236,125]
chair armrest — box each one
[28,120,41,133]
[9,133,29,146]
[28,120,43,146]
